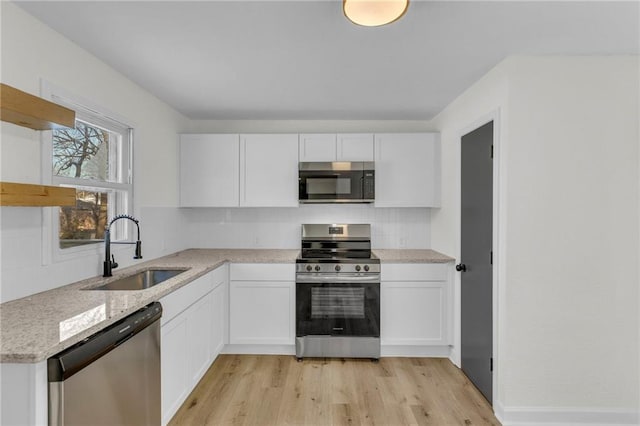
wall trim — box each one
[222,344,453,358]
[223,344,295,355]
[498,405,639,426]
[381,344,451,358]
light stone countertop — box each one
[373,249,455,263]
[0,249,298,363]
[0,248,452,363]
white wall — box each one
[0,3,190,302]
[502,55,638,415]
[431,56,639,423]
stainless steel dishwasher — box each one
[48,302,162,426]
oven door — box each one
[296,280,380,337]
[299,169,367,203]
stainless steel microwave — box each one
[298,162,375,203]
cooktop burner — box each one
[297,224,380,273]
[296,253,380,264]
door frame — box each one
[455,108,503,409]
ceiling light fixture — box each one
[343,0,409,27]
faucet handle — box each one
[134,241,143,259]
[111,254,119,269]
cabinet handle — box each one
[242,138,247,203]
[455,263,466,272]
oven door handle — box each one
[296,274,381,284]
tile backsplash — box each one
[1,204,430,302]
[183,204,431,249]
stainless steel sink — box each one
[86,268,189,291]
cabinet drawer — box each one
[160,273,213,325]
[230,263,295,282]
[381,263,449,282]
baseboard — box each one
[497,404,639,426]
[380,345,451,357]
[222,344,452,358]
[223,344,295,355]
[449,346,461,367]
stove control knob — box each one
[306,265,313,272]
[314,265,321,272]
[364,265,370,272]
[355,265,361,272]
[335,265,341,272]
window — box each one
[45,90,133,254]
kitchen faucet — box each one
[103,214,143,277]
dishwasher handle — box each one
[48,302,162,382]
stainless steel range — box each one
[295,224,380,360]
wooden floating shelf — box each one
[0,182,76,207]
[0,83,75,130]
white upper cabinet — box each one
[180,132,439,208]
[299,134,336,162]
[240,134,299,207]
[179,134,240,207]
[374,133,441,207]
[179,133,298,208]
[299,133,373,162]
[337,133,374,161]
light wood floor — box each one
[169,355,501,426]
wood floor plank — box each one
[331,403,362,426]
[275,358,307,425]
[354,360,392,426]
[168,355,501,426]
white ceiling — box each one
[14,1,640,121]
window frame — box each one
[40,81,135,264]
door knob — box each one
[455,263,466,272]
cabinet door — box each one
[337,133,374,161]
[229,281,295,345]
[179,134,240,207]
[186,293,213,386]
[240,134,299,207]
[210,280,226,361]
[374,133,440,207]
[161,315,189,425]
[299,133,336,162]
[381,281,449,346]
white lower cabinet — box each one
[160,265,228,425]
[210,276,226,358]
[186,293,214,384]
[0,361,48,426]
[381,263,453,352]
[229,264,295,347]
[161,314,189,425]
